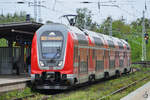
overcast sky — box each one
[0,0,149,24]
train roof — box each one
[83,29,130,49]
[68,25,130,50]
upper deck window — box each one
[118,42,124,49]
[107,40,115,48]
[75,33,88,45]
[93,37,103,47]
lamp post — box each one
[141,10,146,61]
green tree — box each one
[76,8,93,29]
[98,17,131,36]
[0,12,34,24]
[0,12,34,47]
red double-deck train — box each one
[31,23,131,89]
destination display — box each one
[41,36,63,41]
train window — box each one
[93,49,95,59]
[123,52,125,57]
[109,60,115,69]
[42,41,62,48]
[126,44,130,50]
[119,60,124,67]
[75,33,88,45]
[80,61,88,73]
[96,60,104,71]
[41,41,62,59]
[107,40,115,48]
[76,47,78,57]
[74,47,78,59]
[118,42,124,49]
[128,58,130,66]
[115,51,119,57]
[93,37,103,47]
[104,50,109,57]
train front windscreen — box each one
[41,41,62,59]
[38,31,64,68]
[40,31,63,59]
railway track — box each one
[132,61,150,65]
[13,94,50,100]
[13,94,35,100]
[98,74,150,100]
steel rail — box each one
[98,74,150,100]
[13,94,35,100]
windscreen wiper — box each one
[50,47,61,61]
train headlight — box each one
[58,61,63,66]
[40,61,44,67]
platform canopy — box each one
[0,22,43,75]
[0,22,42,42]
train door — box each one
[109,50,115,70]
[95,49,104,72]
[78,47,88,83]
[78,47,81,82]
[124,52,127,67]
[88,48,91,73]
[119,52,124,68]
[127,52,131,67]
[73,46,79,77]
[92,49,96,73]
[115,51,119,68]
[104,50,109,70]
[78,48,81,75]
[88,48,95,74]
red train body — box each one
[31,24,131,89]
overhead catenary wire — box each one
[1,0,146,24]
[43,0,150,25]
[26,0,148,24]
[54,0,116,4]
[0,2,18,4]
[110,0,139,18]
[116,6,138,17]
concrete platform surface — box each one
[0,75,30,93]
[0,75,30,85]
[121,81,150,100]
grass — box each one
[0,87,37,100]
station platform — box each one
[121,81,150,100]
[0,75,30,93]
